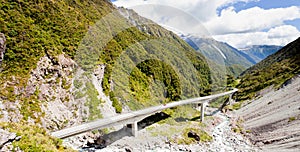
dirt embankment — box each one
[236,74,300,152]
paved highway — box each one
[51,88,238,138]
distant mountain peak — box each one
[180,35,255,76]
[238,45,282,64]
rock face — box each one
[0,128,21,151]
[0,129,16,147]
[0,33,6,67]
[25,54,78,130]
[25,54,118,132]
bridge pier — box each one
[132,121,138,137]
[200,102,207,122]
[229,93,234,105]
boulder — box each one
[187,131,200,141]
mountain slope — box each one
[239,45,282,64]
[0,0,212,150]
[184,36,254,76]
[236,74,300,151]
[237,37,300,100]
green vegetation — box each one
[194,38,253,77]
[237,37,300,101]
[20,98,44,123]
[0,0,216,150]
[224,102,242,111]
[159,105,202,125]
[0,0,114,98]
[97,21,212,110]
[227,64,248,77]
[109,91,122,113]
[0,0,114,138]
[100,27,151,95]
[232,118,244,134]
[209,96,229,108]
[147,122,211,145]
[73,73,104,121]
[0,122,73,151]
[73,79,83,89]
[288,117,296,122]
[84,81,103,121]
[126,59,181,108]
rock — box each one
[187,131,200,141]
[0,33,6,67]
[255,141,264,147]
[125,147,132,152]
[86,139,95,147]
[0,129,18,149]
[94,64,105,83]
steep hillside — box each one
[237,37,300,100]
[239,45,282,64]
[82,7,212,112]
[0,0,212,150]
[236,74,300,151]
[184,36,254,77]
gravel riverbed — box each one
[73,111,261,152]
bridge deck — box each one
[51,88,238,138]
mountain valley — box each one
[0,0,299,151]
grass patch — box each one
[109,91,122,113]
[224,102,242,111]
[232,118,245,134]
[0,122,74,152]
[84,80,103,121]
[158,105,200,125]
[288,117,296,122]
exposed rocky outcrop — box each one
[26,54,75,100]
[0,33,6,68]
[0,129,21,151]
[23,53,119,134]
[93,65,119,119]
[0,100,22,123]
[24,54,79,130]
[236,74,300,151]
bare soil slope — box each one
[236,74,300,152]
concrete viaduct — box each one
[51,88,238,138]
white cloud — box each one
[113,0,259,22]
[113,0,300,48]
[129,4,211,37]
[205,6,300,35]
[213,25,300,48]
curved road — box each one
[51,88,238,139]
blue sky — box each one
[112,0,300,48]
[224,0,300,30]
[233,0,300,10]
